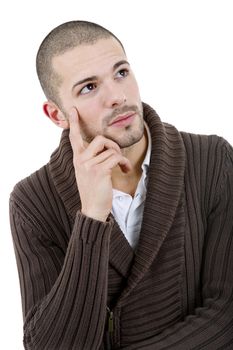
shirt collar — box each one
[141,121,152,174]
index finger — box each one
[69,107,85,155]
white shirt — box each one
[111,123,152,249]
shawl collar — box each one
[49,103,185,299]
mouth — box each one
[109,112,136,127]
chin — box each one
[117,130,145,149]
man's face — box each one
[52,37,144,148]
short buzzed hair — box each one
[36,20,124,107]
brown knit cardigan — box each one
[10,103,233,349]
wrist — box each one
[81,208,109,222]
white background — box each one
[1,0,233,348]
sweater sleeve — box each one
[10,201,112,350]
[123,139,233,350]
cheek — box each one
[77,98,102,122]
[77,104,95,123]
[127,77,141,98]
[78,107,102,133]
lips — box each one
[109,112,136,126]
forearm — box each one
[12,208,112,350]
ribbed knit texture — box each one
[10,103,233,349]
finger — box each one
[101,153,132,174]
[84,135,121,160]
[85,148,132,173]
[86,148,119,166]
[100,152,132,173]
[118,159,132,173]
[69,107,85,154]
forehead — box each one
[52,37,127,79]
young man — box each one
[10,21,233,349]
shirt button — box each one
[119,196,123,201]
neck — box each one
[112,128,148,195]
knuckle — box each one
[108,148,117,156]
[114,152,121,161]
[95,135,104,143]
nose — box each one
[102,80,126,108]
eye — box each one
[80,83,97,95]
[116,68,129,79]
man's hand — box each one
[69,107,132,222]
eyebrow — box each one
[72,59,130,91]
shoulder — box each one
[10,165,50,209]
[179,131,232,164]
[179,131,233,210]
[10,164,68,233]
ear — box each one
[43,100,69,129]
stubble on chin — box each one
[71,103,144,147]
